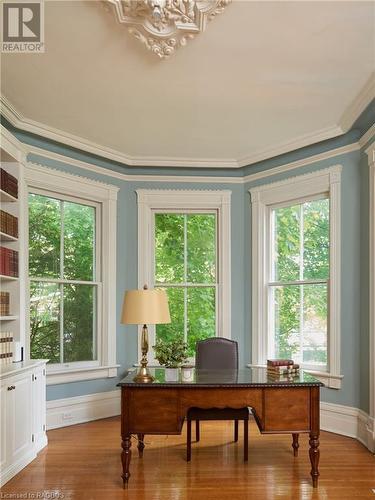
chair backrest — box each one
[196,338,238,370]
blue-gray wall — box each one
[2,111,373,411]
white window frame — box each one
[249,165,343,389]
[137,189,231,364]
[25,163,119,385]
[366,141,375,451]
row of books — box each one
[267,359,300,380]
[0,332,13,365]
[0,291,10,316]
[0,246,19,277]
[0,210,18,238]
[0,169,18,199]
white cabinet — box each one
[0,360,47,487]
[32,365,46,449]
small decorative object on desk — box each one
[267,359,300,380]
[181,364,194,382]
[0,332,13,365]
[153,338,188,382]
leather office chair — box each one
[186,338,250,462]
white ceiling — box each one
[1,1,374,168]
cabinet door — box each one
[11,373,32,463]
[32,366,46,446]
[0,384,9,472]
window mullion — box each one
[60,283,64,364]
[60,200,65,364]
[184,215,188,343]
[299,204,304,364]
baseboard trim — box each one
[46,391,375,453]
[46,389,121,430]
[0,449,37,487]
[320,402,374,452]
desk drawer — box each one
[126,388,180,433]
[263,388,310,432]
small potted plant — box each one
[153,338,188,382]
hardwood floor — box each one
[1,417,374,499]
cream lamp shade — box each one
[121,289,171,325]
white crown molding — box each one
[22,139,360,188]
[238,125,343,168]
[339,72,375,132]
[0,124,27,163]
[1,78,371,169]
[243,143,358,184]
[359,123,375,149]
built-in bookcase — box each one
[0,134,26,361]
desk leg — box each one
[121,434,132,488]
[309,433,320,488]
[292,433,299,457]
[137,434,145,458]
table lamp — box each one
[121,285,171,383]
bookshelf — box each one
[0,134,26,362]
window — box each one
[29,193,98,364]
[25,163,119,384]
[269,198,329,369]
[155,213,216,356]
[137,189,231,363]
[250,166,343,388]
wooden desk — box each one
[118,368,323,488]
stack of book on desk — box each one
[267,359,300,381]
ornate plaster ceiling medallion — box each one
[107,0,231,59]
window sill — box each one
[246,364,343,389]
[46,365,120,385]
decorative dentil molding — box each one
[107,0,231,59]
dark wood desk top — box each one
[117,367,323,388]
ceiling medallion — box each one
[107,0,231,59]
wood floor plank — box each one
[1,417,374,499]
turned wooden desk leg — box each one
[292,433,299,457]
[121,434,132,488]
[309,432,320,488]
[137,433,145,458]
[234,420,239,442]
[187,419,192,462]
[196,420,200,442]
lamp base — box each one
[133,365,155,383]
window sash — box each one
[153,211,218,347]
[267,281,328,371]
[267,196,329,371]
[29,189,101,368]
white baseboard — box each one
[46,389,121,430]
[46,391,375,453]
[0,449,37,487]
[320,402,375,452]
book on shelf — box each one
[0,291,10,316]
[0,332,13,365]
[0,246,19,277]
[0,169,18,199]
[0,210,18,238]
